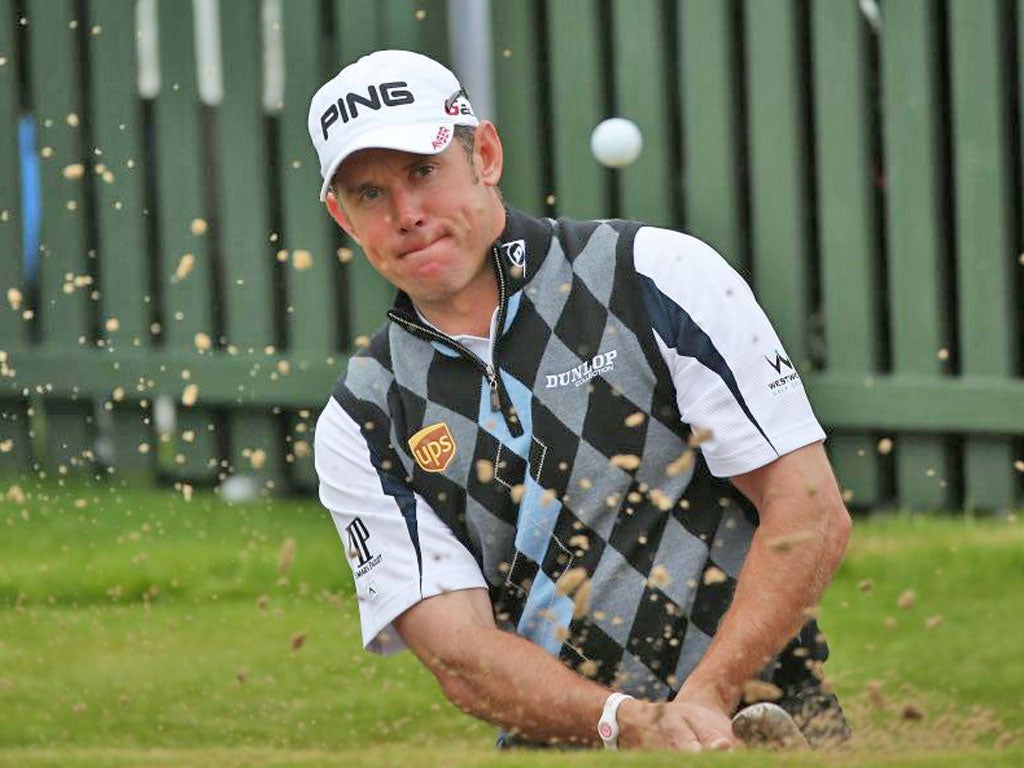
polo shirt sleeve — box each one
[633,226,826,478]
[314,396,488,655]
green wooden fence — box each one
[0,0,1021,510]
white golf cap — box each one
[308,49,479,201]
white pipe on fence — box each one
[859,0,882,33]
[136,0,161,98]
[447,0,494,121]
[193,0,224,106]
[261,0,285,113]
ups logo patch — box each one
[408,422,457,473]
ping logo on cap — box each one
[408,422,457,473]
[320,81,415,140]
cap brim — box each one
[318,119,459,201]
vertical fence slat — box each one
[29,0,92,469]
[280,0,337,487]
[0,0,22,349]
[811,0,882,506]
[743,0,810,364]
[546,0,608,219]
[678,0,744,269]
[281,0,335,358]
[333,0,395,340]
[89,5,148,344]
[610,0,673,227]
[217,0,282,484]
[491,1,546,216]
[334,0,380,62]
[881,0,953,509]
[381,0,447,59]
[87,1,154,477]
[949,0,1017,510]
[0,0,31,472]
[154,1,213,347]
[29,0,90,348]
[154,0,219,482]
[1019,1,1024,508]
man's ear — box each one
[325,191,360,244]
[474,121,504,187]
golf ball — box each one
[590,117,643,168]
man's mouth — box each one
[401,236,447,259]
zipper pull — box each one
[487,367,502,412]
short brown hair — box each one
[452,124,476,158]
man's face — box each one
[327,125,504,310]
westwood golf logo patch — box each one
[764,349,803,396]
[408,422,457,473]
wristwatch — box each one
[597,692,635,750]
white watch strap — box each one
[597,692,635,750]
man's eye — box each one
[359,188,381,202]
[414,164,437,178]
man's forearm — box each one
[397,589,717,750]
[419,621,611,745]
[681,493,850,711]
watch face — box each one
[599,722,614,739]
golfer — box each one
[310,49,851,750]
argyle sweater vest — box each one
[332,208,827,700]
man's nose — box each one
[391,187,425,232]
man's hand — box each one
[618,696,736,751]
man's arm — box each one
[393,587,729,750]
[669,442,852,742]
[392,444,849,751]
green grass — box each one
[1,479,1022,766]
